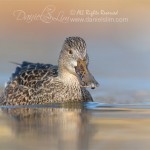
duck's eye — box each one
[68,50,73,55]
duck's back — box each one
[1,61,58,105]
[11,61,58,82]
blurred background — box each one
[0,0,150,103]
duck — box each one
[0,37,99,105]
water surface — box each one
[0,103,150,150]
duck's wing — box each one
[7,61,58,88]
[10,61,58,82]
[0,62,58,105]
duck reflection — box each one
[1,105,96,150]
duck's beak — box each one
[75,58,99,89]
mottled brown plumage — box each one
[0,37,98,105]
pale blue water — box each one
[0,68,150,150]
[1,74,150,104]
[1,71,150,150]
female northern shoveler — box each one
[0,37,99,105]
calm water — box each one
[0,103,150,150]
[1,66,150,150]
[1,72,150,150]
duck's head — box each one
[58,37,99,89]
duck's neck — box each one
[58,67,80,87]
[58,50,80,87]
